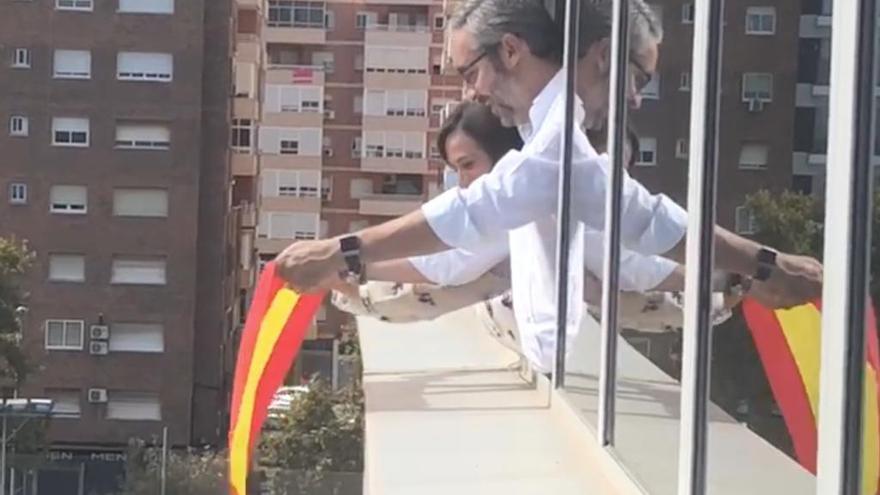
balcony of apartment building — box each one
[363,89,431,133]
[353,174,425,217]
[263,77,326,128]
[264,0,327,44]
[231,121,259,177]
[258,127,324,169]
[255,209,321,254]
[360,131,430,174]
[364,40,431,89]
[233,62,260,121]
[364,11,432,47]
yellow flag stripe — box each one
[775,304,823,422]
[229,288,299,495]
[863,364,879,495]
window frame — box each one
[8,183,27,205]
[745,6,777,36]
[55,0,93,11]
[12,48,31,69]
[44,319,85,351]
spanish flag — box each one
[228,262,325,495]
[743,298,880,493]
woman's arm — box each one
[366,259,433,284]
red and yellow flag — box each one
[228,262,325,495]
[743,298,880,493]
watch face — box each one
[340,235,360,252]
[757,248,777,265]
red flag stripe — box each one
[229,264,286,431]
[247,292,324,455]
[742,298,818,472]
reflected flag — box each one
[743,298,880,494]
[228,262,325,495]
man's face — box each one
[578,38,659,131]
[450,29,526,127]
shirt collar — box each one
[517,69,580,143]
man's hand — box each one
[275,239,344,293]
[749,253,823,309]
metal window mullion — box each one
[552,0,581,389]
[597,0,630,447]
[676,0,725,492]
[816,0,876,493]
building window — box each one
[365,46,428,74]
[676,138,689,159]
[354,55,364,72]
[739,143,769,170]
[366,90,428,117]
[321,177,333,200]
[354,95,363,114]
[311,51,334,73]
[106,392,161,421]
[111,257,167,285]
[231,119,253,151]
[641,75,660,99]
[118,0,174,14]
[113,189,169,217]
[742,73,773,102]
[47,389,81,419]
[12,48,31,69]
[635,138,657,166]
[679,72,691,91]
[681,2,694,23]
[324,10,335,29]
[109,323,164,353]
[53,49,91,79]
[56,0,93,11]
[356,11,377,29]
[49,254,85,282]
[268,0,326,28]
[52,117,90,147]
[433,14,445,30]
[45,320,84,351]
[263,170,320,198]
[266,84,323,113]
[349,220,369,232]
[280,140,300,155]
[735,206,758,234]
[8,183,27,205]
[352,137,362,158]
[745,7,776,35]
[115,122,171,149]
[259,212,319,240]
[117,52,173,82]
[49,185,87,214]
[9,116,28,137]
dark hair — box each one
[437,101,524,165]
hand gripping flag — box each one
[228,262,325,495]
[743,298,880,494]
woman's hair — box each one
[437,101,524,164]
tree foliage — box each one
[0,237,33,384]
[117,438,226,495]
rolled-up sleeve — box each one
[421,147,687,256]
[408,237,509,286]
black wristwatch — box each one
[339,235,364,283]
[754,247,778,282]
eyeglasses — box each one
[457,49,491,86]
[629,57,653,94]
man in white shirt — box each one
[274,0,822,319]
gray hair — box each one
[449,0,562,63]
[578,0,664,57]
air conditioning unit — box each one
[89,341,109,356]
[323,147,334,157]
[88,388,108,403]
[747,99,765,113]
[90,324,110,340]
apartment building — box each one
[0,0,234,491]
[627,0,800,235]
[231,0,460,370]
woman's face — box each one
[444,129,494,188]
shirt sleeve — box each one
[407,236,509,286]
[582,229,679,292]
[421,125,688,257]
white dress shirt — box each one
[419,70,688,372]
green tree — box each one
[258,377,364,492]
[117,438,227,495]
[0,237,34,384]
